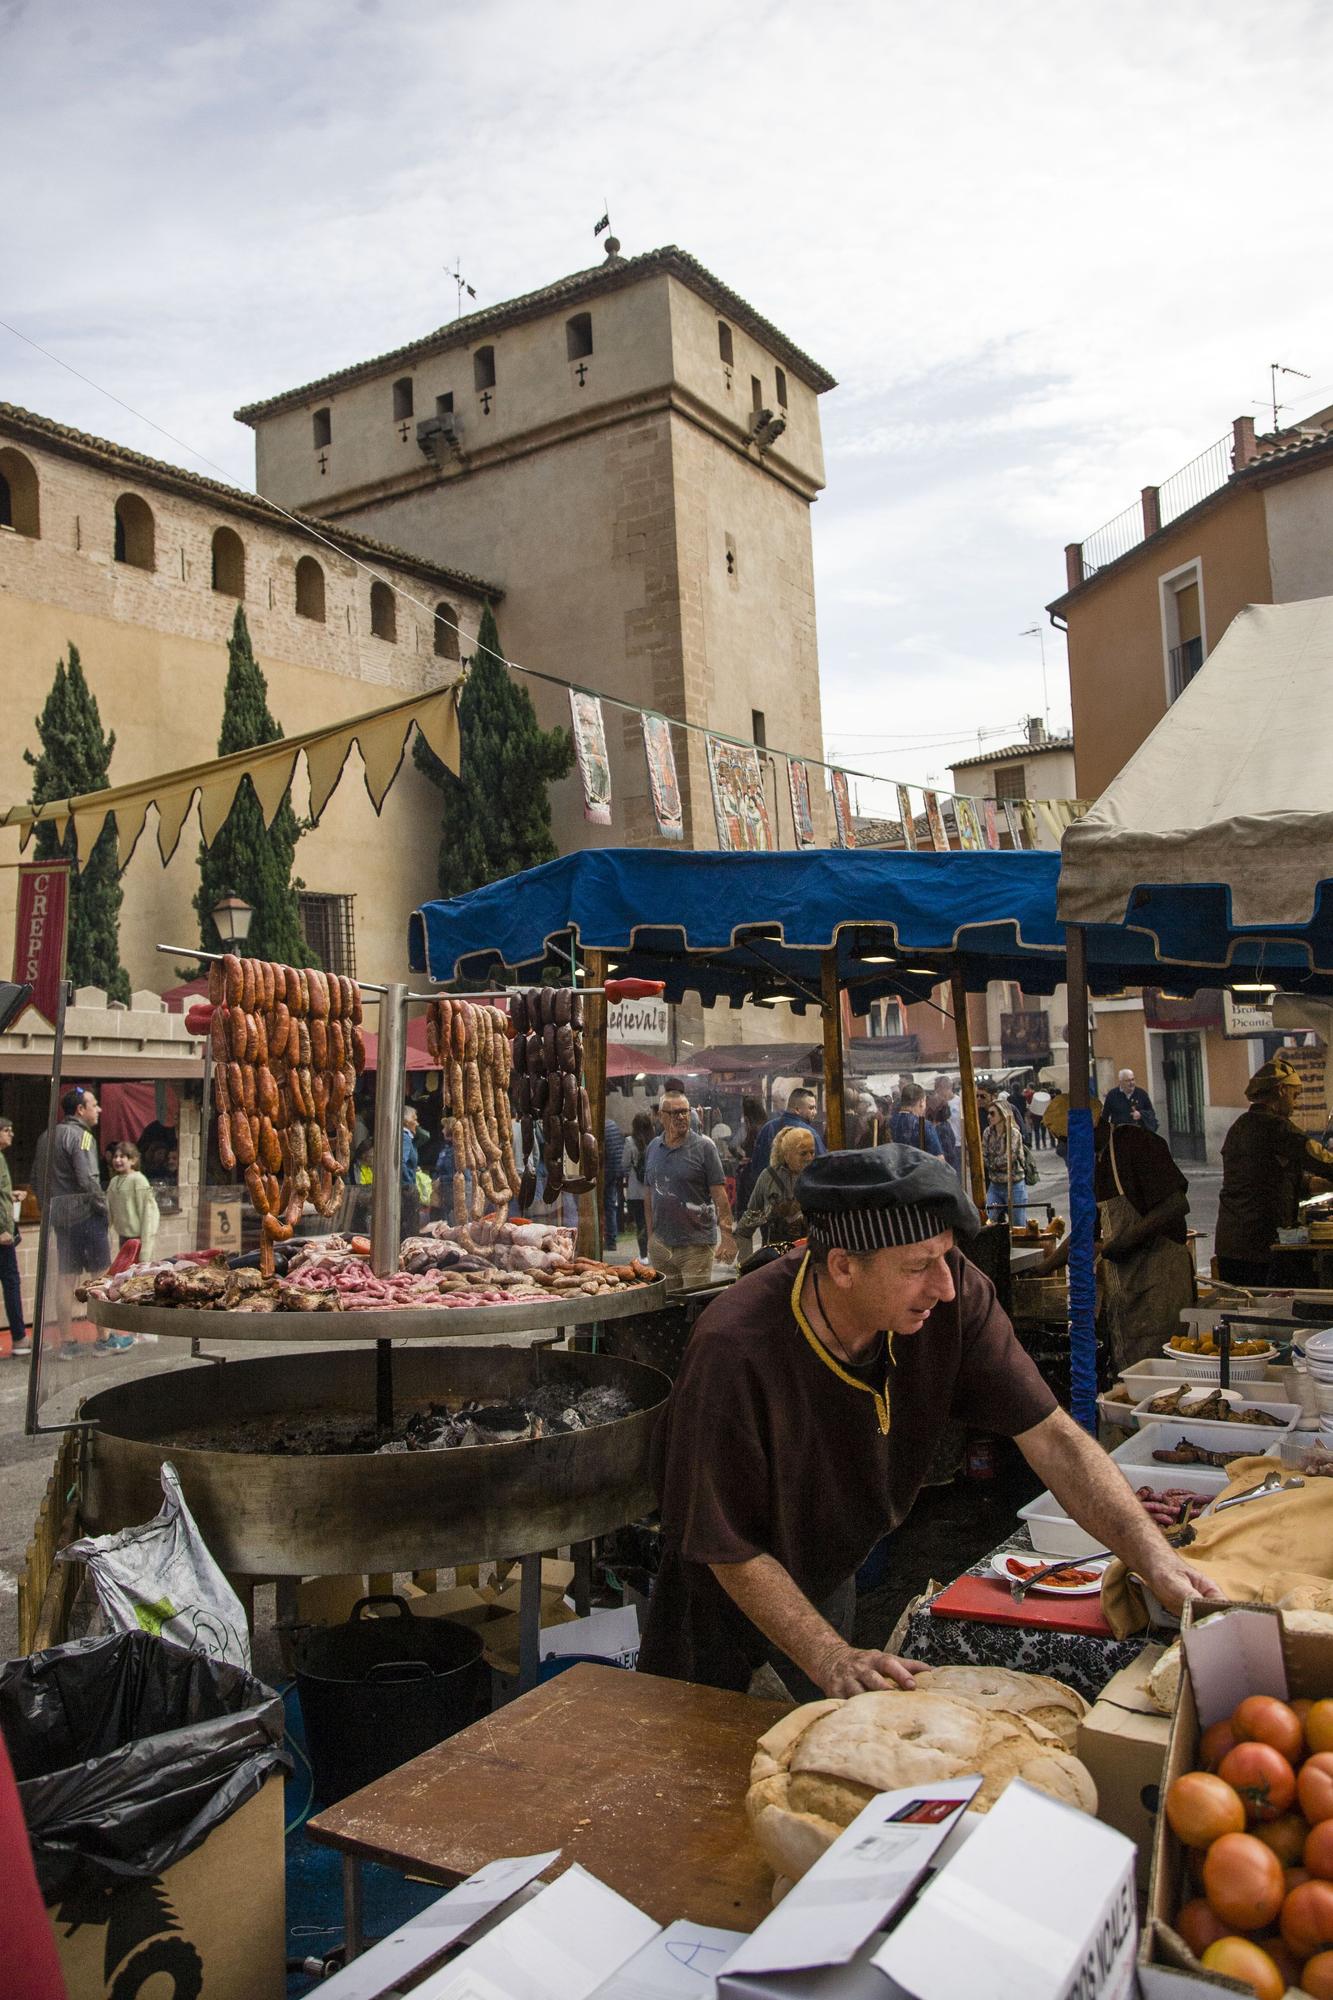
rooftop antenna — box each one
[446,259,477,320]
[1020,625,1050,727]
[1270,360,1311,433]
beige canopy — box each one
[1059,599,1333,934]
[2,680,462,869]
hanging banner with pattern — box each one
[787,758,818,849]
[706,737,773,851]
[640,713,683,841]
[830,770,856,849]
[569,690,612,826]
[896,784,917,850]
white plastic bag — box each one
[59,1460,251,1670]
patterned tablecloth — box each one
[900,1527,1149,1704]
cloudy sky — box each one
[6,0,1333,807]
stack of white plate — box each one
[1299,1329,1333,1412]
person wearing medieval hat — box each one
[1215,1058,1333,1289]
[636,1143,1222,1698]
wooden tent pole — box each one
[577,948,610,1258]
[821,951,847,1149]
[1065,923,1098,1430]
[950,968,987,1212]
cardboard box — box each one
[314,1849,558,2000]
[46,1772,285,2000]
[718,1778,979,1997]
[412,1862,660,1999]
[205,1194,243,1252]
[1142,1601,1333,1994]
[876,1781,1138,2000]
[1077,1644,1170,1895]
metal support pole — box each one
[342,1854,365,1960]
[370,982,408,1279]
[820,951,847,1149]
[371,982,408,1433]
[576,951,610,1259]
[518,1550,542,1692]
[25,980,70,1437]
[950,969,988,1214]
[572,1540,593,1617]
[1065,925,1098,1431]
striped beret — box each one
[797,1143,979,1251]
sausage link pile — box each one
[209,953,364,1267]
[508,987,599,1208]
[425,998,522,1224]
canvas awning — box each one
[2,680,462,868]
[1059,599,1333,973]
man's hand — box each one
[1138,1550,1227,1617]
[0,1233,12,1248]
[717,1225,737,1266]
[817,1644,928,1696]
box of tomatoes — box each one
[1142,1600,1333,1997]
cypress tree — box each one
[194,606,310,962]
[24,644,130,1002]
[414,605,573,896]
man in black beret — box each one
[637,1143,1221,1696]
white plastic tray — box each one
[1111,1424,1287,1468]
[1129,1389,1299,1443]
[1119,1357,1293,1393]
[1019,1463,1226,1557]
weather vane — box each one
[446,260,477,319]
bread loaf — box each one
[746,1688,1097,1895]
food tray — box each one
[1111,1421,1289,1467]
[84,1279,668,1344]
[1019,1464,1227,1557]
[1158,1341,1278,1382]
[1129,1387,1299,1440]
[1118,1357,1293,1394]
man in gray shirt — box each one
[644,1088,736,1290]
[33,1086,110,1348]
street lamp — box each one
[211,890,254,948]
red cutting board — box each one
[928,1572,1113,1637]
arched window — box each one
[433,603,460,660]
[370,579,396,642]
[566,313,593,361]
[114,492,155,571]
[0,448,40,538]
[211,526,245,597]
[473,346,496,392]
[392,378,414,420]
[312,408,332,449]
[295,555,325,622]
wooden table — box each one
[306,1664,790,1956]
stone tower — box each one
[236,242,836,853]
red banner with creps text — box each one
[12,862,70,1025]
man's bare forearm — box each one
[1018,1407,1181,1576]
[710,1554,840,1684]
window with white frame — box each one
[1160,561,1206,703]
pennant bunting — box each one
[830,770,856,849]
[787,758,817,849]
[982,798,1000,850]
[922,790,949,852]
[896,784,917,851]
[569,690,612,826]
[955,796,984,851]
[705,737,773,851]
[640,713,683,841]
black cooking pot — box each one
[294,1594,488,1802]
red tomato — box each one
[1176,1897,1231,1957]
[1304,1949,1333,1997]
[1235,1696,1308,1765]
[1283,1879,1333,1959]
[1200,1937,1285,1999]
[1255,1813,1311,1867]
[1168,1772,1248,1848]
[1308,1822,1333,1881]
[1203,1719,1242,1769]
[1220,1743,1299,1822]
[1301,1756,1333,1827]
[1309,1706,1333,1758]
[1204,1834,1286,1930]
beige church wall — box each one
[249,275,679,518]
[331,413,704,855]
[664,277,827,496]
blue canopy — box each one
[409,847,1323,1009]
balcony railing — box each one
[1168,636,1204,702]
[1076,434,1234,584]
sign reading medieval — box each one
[11,860,70,1026]
[607,996,671,1047]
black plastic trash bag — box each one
[0,1628,289,1900]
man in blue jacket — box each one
[750,1086,827,1182]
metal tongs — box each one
[1007,1551,1113,1603]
